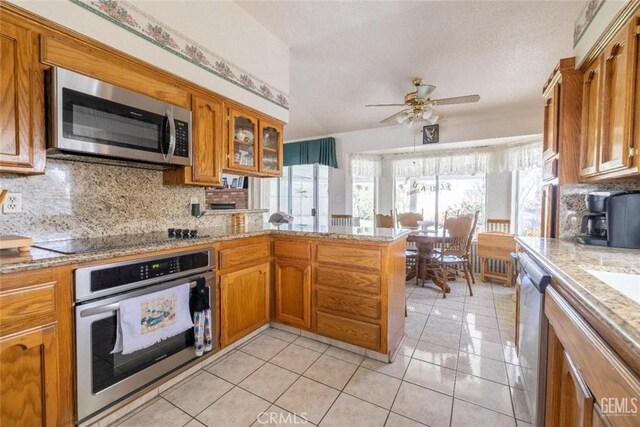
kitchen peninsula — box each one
[0,224,409,425]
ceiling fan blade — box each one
[416,84,436,99]
[380,108,411,123]
[365,103,406,107]
[431,94,480,106]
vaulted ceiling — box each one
[236,1,585,140]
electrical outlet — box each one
[2,192,22,214]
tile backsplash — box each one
[558,180,640,238]
[0,159,264,241]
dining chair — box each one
[375,214,394,228]
[430,211,479,298]
[395,209,424,229]
[331,214,361,227]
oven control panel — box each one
[88,250,211,293]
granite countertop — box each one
[0,224,410,274]
[516,237,640,365]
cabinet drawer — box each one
[274,240,311,260]
[317,245,381,271]
[316,289,381,321]
[219,241,270,270]
[0,283,56,327]
[316,267,381,295]
[316,311,380,350]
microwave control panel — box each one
[174,120,189,158]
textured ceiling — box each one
[236,0,585,140]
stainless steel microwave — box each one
[48,67,191,166]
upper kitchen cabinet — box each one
[579,12,640,180]
[541,58,582,185]
[164,93,224,186]
[225,105,284,177]
[0,12,45,174]
[227,107,260,172]
[259,120,283,175]
[580,56,603,177]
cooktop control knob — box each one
[182,229,190,238]
[168,228,175,237]
[190,229,198,238]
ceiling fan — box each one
[366,77,480,127]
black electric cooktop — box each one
[33,229,210,254]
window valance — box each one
[284,137,338,168]
[378,137,543,178]
[350,154,382,177]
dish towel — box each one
[112,283,193,355]
[191,278,212,357]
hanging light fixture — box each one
[396,111,410,124]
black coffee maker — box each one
[577,191,640,248]
[576,192,613,246]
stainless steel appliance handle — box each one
[165,108,176,161]
[80,278,199,318]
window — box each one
[395,174,486,231]
[268,165,329,227]
[514,168,542,236]
[352,177,375,228]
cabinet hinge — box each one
[629,147,637,158]
[227,115,230,121]
[636,25,640,36]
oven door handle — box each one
[79,278,201,318]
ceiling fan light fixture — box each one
[421,109,433,120]
[404,117,415,128]
[426,114,440,125]
[396,112,410,124]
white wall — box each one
[10,0,289,121]
[289,105,542,218]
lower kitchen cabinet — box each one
[0,267,73,426]
[545,285,640,427]
[274,259,311,329]
[219,262,270,347]
[0,324,59,426]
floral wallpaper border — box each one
[70,0,289,109]
[573,0,605,47]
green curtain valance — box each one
[283,137,338,168]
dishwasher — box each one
[518,253,551,427]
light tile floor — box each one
[112,278,532,427]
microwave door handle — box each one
[165,108,176,161]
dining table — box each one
[406,229,452,293]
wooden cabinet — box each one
[273,238,311,329]
[544,286,640,427]
[541,183,557,238]
[274,259,311,329]
[258,120,283,175]
[219,262,270,347]
[0,267,74,426]
[599,22,635,174]
[225,106,284,177]
[580,57,603,177]
[164,94,224,186]
[217,236,272,347]
[0,13,45,174]
[543,83,559,160]
[579,13,640,180]
[227,107,260,172]
[541,57,582,186]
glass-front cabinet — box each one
[228,108,259,172]
[259,121,283,175]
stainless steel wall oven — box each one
[74,249,214,423]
